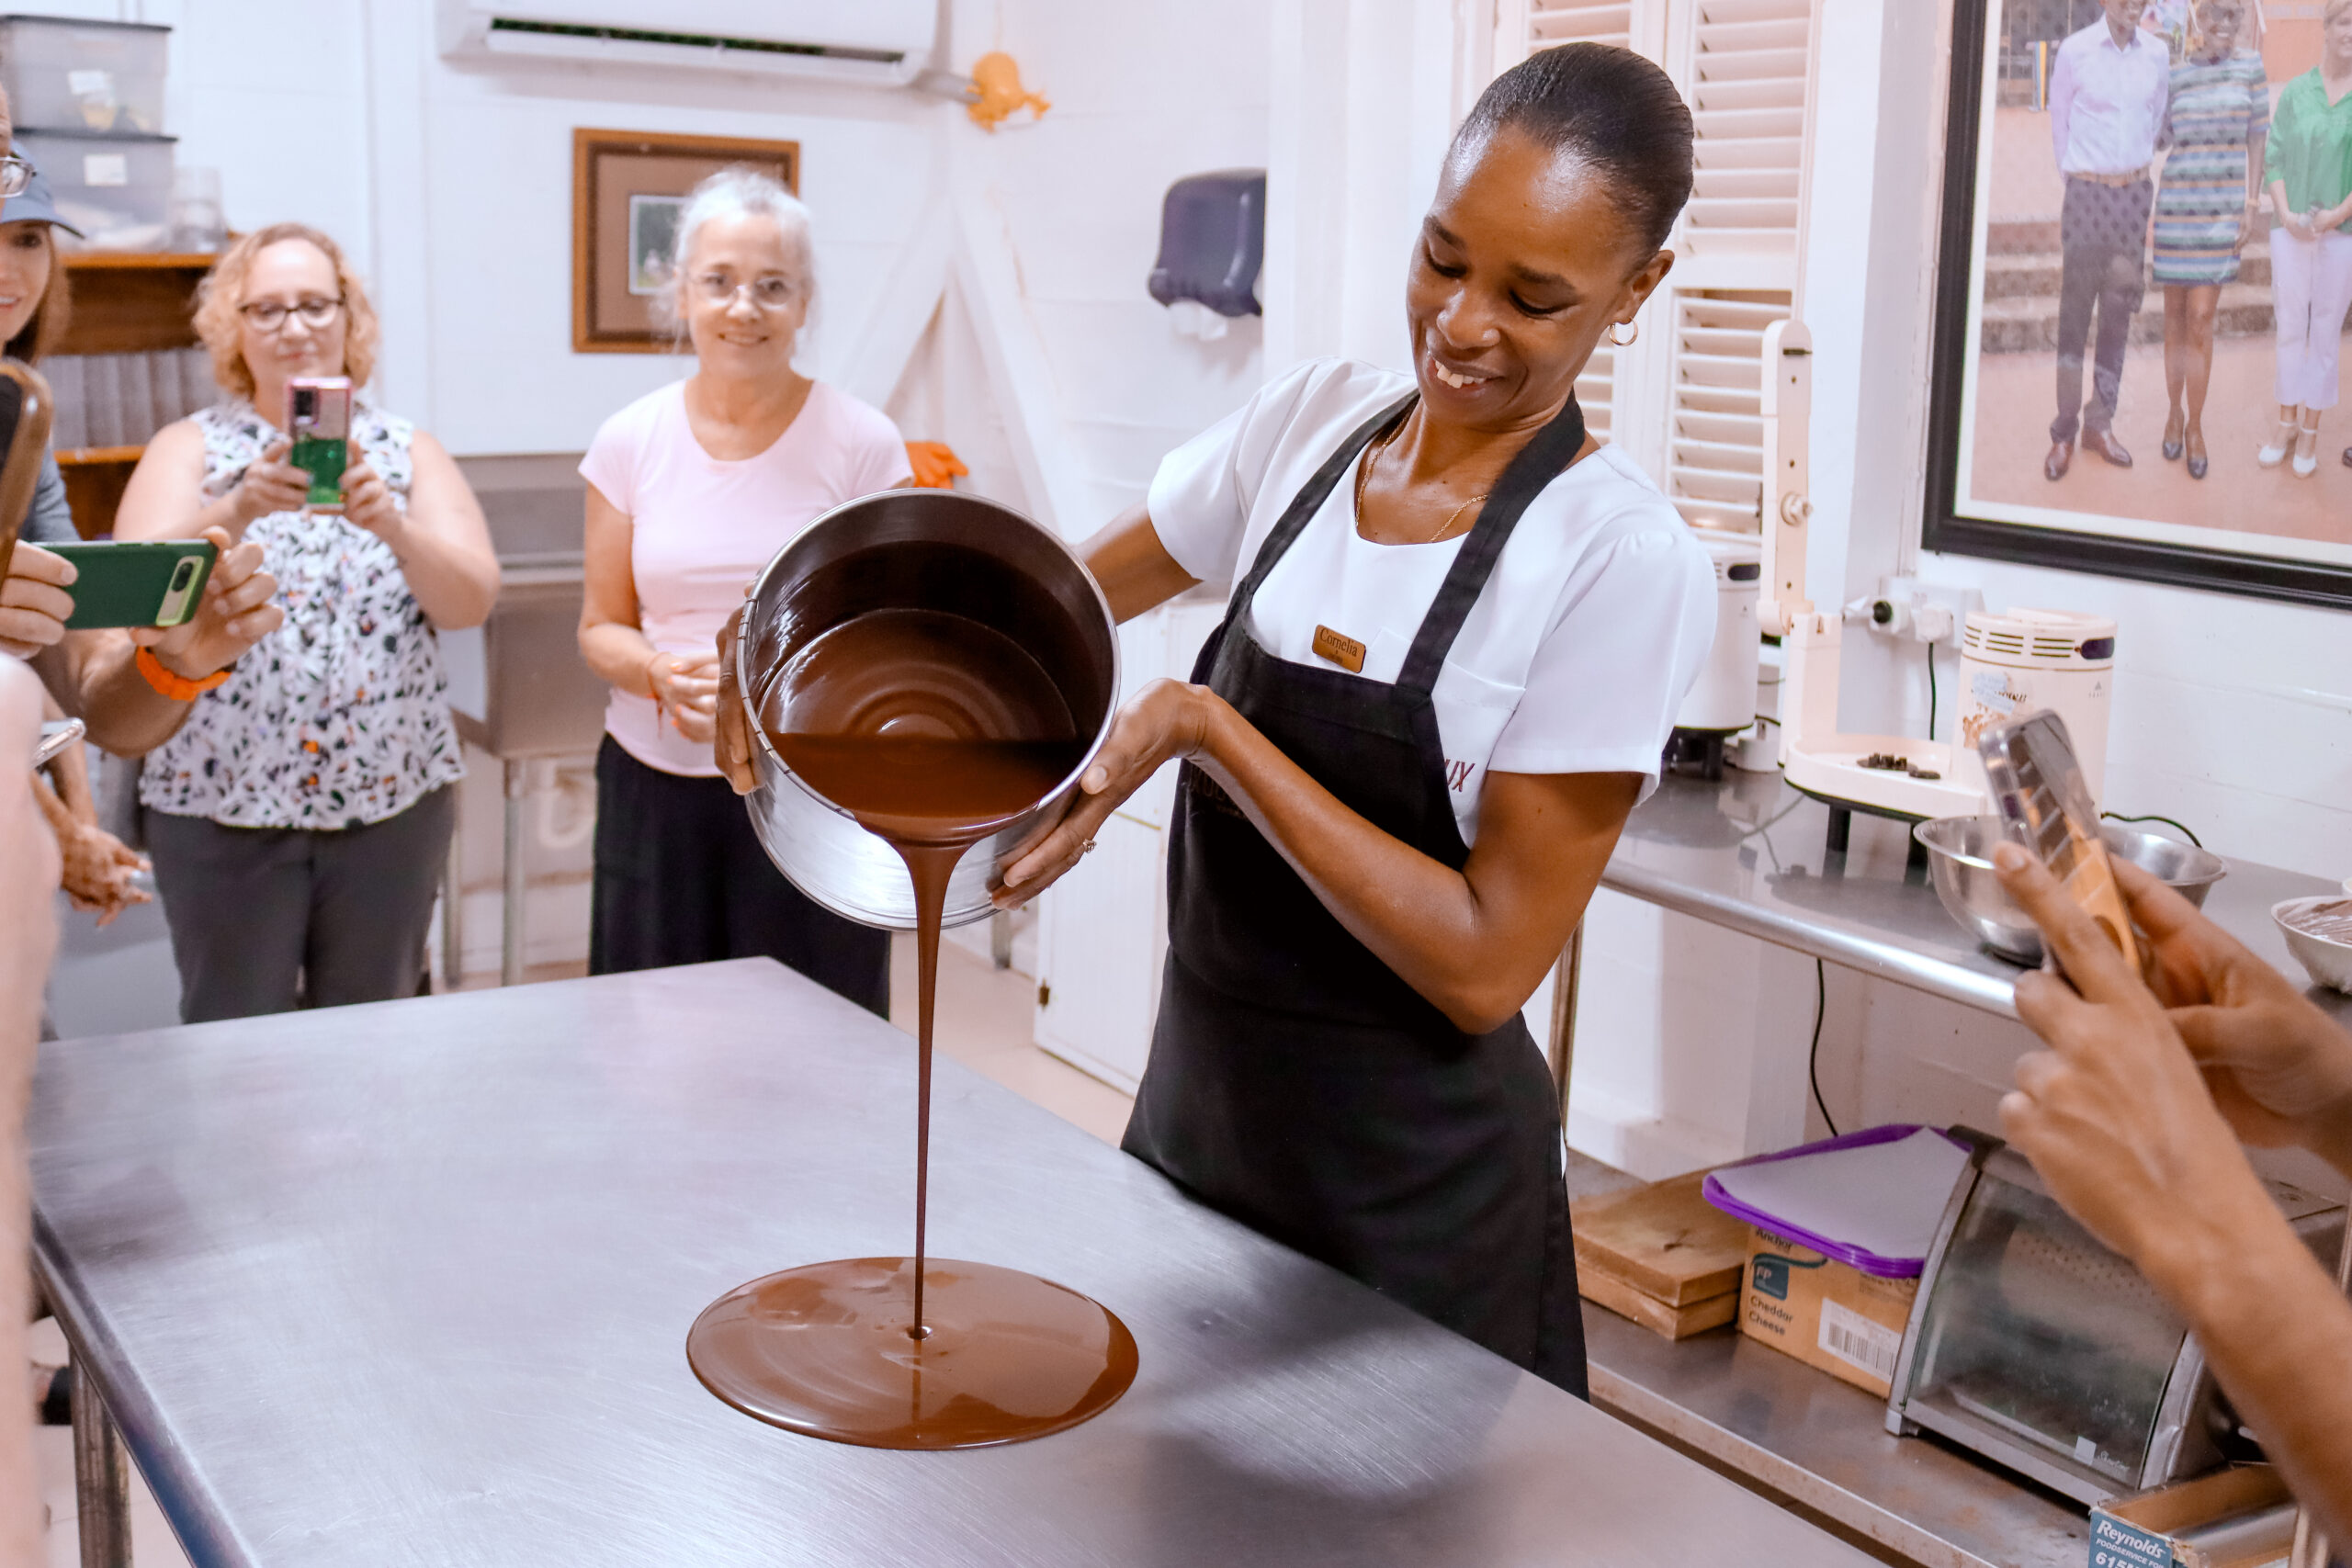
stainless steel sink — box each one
[445,457,613,986]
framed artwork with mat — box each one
[571,129,800,354]
[1924,0,2352,609]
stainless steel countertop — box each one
[1584,1309,2084,1568]
[1608,771,2351,1025]
[30,960,1878,1567]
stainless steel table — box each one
[31,959,1876,1567]
[1573,771,2350,1568]
[1605,769,2351,1026]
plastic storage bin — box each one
[0,16,168,135]
[14,129,174,252]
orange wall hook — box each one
[905,441,969,490]
[967,51,1048,131]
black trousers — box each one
[146,787,453,1023]
[2052,175,2153,443]
[589,736,890,1016]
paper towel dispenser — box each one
[1147,169,1265,319]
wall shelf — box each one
[50,252,217,535]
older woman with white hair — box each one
[578,167,911,1010]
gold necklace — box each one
[1354,424,1490,545]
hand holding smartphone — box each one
[286,377,353,513]
[1977,709,2143,980]
[41,540,217,629]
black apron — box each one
[1122,392,1590,1394]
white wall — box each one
[900,0,1272,529]
[51,0,941,457]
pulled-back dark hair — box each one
[1453,44,1695,257]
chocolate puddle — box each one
[687,607,1137,1449]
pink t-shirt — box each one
[580,379,908,776]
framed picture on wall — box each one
[1923,0,2352,609]
[571,129,799,353]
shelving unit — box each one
[51,251,217,537]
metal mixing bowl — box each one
[1914,816,2228,964]
[735,489,1120,931]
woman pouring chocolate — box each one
[717,43,1713,1393]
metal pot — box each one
[735,489,1121,931]
[1914,815,2227,964]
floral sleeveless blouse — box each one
[141,400,464,829]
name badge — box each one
[1311,625,1366,673]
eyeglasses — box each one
[0,157,28,199]
[240,297,345,333]
[693,272,797,311]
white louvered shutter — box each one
[1491,0,1819,529]
[1657,0,1815,528]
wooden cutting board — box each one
[1573,1169,1748,1308]
[1577,1264,1739,1338]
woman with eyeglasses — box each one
[578,168,910,1010]
[111,222,500,1021]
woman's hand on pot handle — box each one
[994,679,1212,910]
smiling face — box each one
[2197,1,2242,57]
[681,211,808,380]
[2329,2,2352,65]
[235,238,347,419]
[0,220,51,348]
[1406,127,1672,437]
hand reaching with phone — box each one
[1989,840,2284,1278]
[2098,854,2352,1175]
[0,543,74,659]
[136,526,281,681]
[650,649,721,744]
[226,439,313,529]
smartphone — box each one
[0,360,56,591]
[44,539,217,629]
[34,717,83,768]
[1977,709,2142,977]
[286,376,352,512]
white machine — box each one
[1753,321,2118,840]
[1667,531,1762,779]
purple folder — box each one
[1701,1124,1973,1279]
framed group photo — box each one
[1924,0,2352,608]
[571,129,800,354]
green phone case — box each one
[289,434,346,507]
[47,541,218,630]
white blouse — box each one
[141,400,462,829]
[1148,358,1715,841]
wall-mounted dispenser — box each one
[1148,169,1265,339]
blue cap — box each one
[1,162,84,239]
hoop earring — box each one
[1607,320,1639,347]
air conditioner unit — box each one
[437,0,937,87]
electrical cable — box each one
[1925,641,1939,741]
[1808,957,1838,1139]
[2099,811,2204,849]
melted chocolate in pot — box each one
[687,607,1137,1448]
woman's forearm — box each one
[2159,1213,2352,1544]
[1188,694,1623,1032]
[386,517,498,630]
[580,619,661,696]
[52,631,198,756]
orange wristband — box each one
[135,646,230,701]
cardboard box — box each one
[2089,1465,2295,1568]
[1736,1227,1918,1398]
